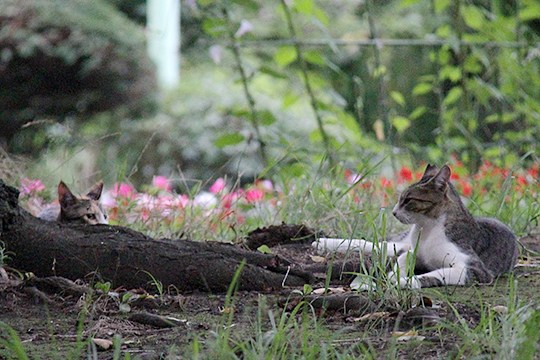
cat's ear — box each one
[86,181,104,200]
[58,181,77,208]
[432,165,451,190]
[421,164,439,181]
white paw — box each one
[350,276,376,291]
[398,276,421,289]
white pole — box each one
[147,0,180,90]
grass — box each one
[3,157,540,359]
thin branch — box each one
[365,0,395,172]
[278,0,335,167]
[222,8,268,167]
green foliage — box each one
[11,0,540,186]
[0,0,156,150]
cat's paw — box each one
[398,276,421,289]
[351,276,376,291]
[388,272,421,289]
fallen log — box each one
[0,180,309,293]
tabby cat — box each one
[38,181,108,225]
[314,164,518,288]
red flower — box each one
[460,181,472,197]
[380,176,393,189]
[398,167,413,183]
[528,165,538,178]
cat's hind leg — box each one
[392,265,469,289]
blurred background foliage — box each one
[0,0,539,189]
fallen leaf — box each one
[309,255,326,263]
[391,330,425,342]
[92,338,113,350]
[312,287,346,295]
[349,311,390,322]
[492,305,508,315]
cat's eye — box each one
[86,214,96,220]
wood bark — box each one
[0,180,310,293]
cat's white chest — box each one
[408,218,469,270]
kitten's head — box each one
[58,181,108,225]
[392,164,454,226]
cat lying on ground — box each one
[38,181,108,225]
[313,164,518,289]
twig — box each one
[279,0,336,167]
[365,0,395,172]
[222,7,269,167]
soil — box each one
[1,226,539,359]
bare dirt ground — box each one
[1,226,539,359]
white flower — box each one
[193,192,217,208]
[235,19,253,38]
[209,45,223,64]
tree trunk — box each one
[0,180,309,293]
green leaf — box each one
[202,18,227,37]
[400,0,421,8]
[257,245,272,254]
[274,46,297,67]
[214,133,245,148]
[390,91,406,107]
[231,0,260,11]
[434,0,451,13]
[464,55,483,74]
[461,5,485,30]
[392,116,411,133]
[293,0,314,15]
[258,65,287,79]
[257,110,277,126]
[519,4,540,21]
[443,87,463,106]
[283,92,300,108]
[304,51,325,66]
[313,6,330,26]
[303,284,314,295]
[373,65,387,78]
[413,82,433,96]
[410,106,427,120]
[439,66,462,82]
[282,162,306,178]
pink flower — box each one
[20,178,46,196]
[152,175,172,192]
[222,191,241,209]
[111,182,136,198]
[209,178,226,194]
[256,179,274,192]
[245,189,264,203]
[177,194,190,208]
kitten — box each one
[314,164,518,289]
[38,181,108,225]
